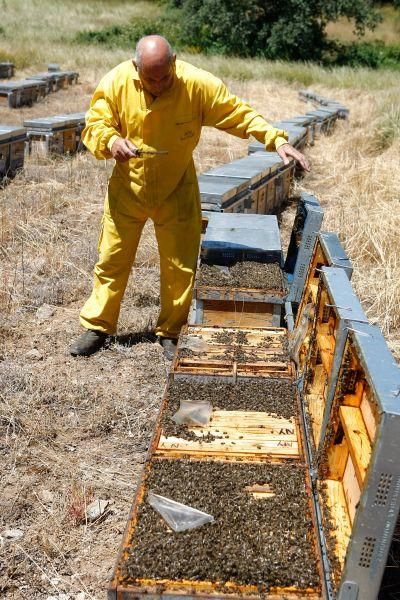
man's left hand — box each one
[277,143,311,172]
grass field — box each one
[0,1,399,599]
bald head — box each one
[135,35,174,70]
[133,35,176,97]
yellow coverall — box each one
[80,59,288,338]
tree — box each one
[168,0,382,60]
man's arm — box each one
[82,74,137,161]
[201,74,310,171]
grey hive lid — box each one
[0,124,27,139]
[202,221,281,255]
[203,212,279,231]
[0,79,43,90]
[247,147,284,171]
[24,113,85,129]
[204,154,272,184]
[280,115,315,126]
[198,174,249,202]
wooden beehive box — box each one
[172,325,293,380]
[314,322,400,599]
[295,232,352,329]
[298,267,367,454]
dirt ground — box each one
[0,72,306,599]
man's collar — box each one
[131,60,141,82]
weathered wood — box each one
[202,299,276,328]
[316,332,335,375]
[323,479,351,566]
[327,439,349,481]
[245,483,275,498]
[339,405,371,486]
[360,389,377,442]
[306,393,324,448]
[342,454,361,524]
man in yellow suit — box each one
[70,35,310,358]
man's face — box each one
[136,56,176,97]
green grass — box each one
[1,0,400,91]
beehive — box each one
[297,267,368,454]
[315,322,400,599]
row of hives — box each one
[108,91,400,600]
[0,112,86,180]
[0,63,79,109]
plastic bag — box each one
[172,399,212,426]
[289,303,314,366]
[148,491,214,532]
[179,336,209,353]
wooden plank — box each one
[245,483,275,498]
[326,439,349,480]
[118,580,321,599]
[308,364,326,396]
[316,333,335,375]
[339,405,372,486]
[324,479,352,567]
[360,390,377,441]
[306,393,324,448]
[157,410,300,459]
[342,380,365,407]
[342,455,361,523]
[202,301,275,328]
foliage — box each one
[76,15,181,49]
[166,0,383,60]
[328,40,400,68]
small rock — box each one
[2,528,24,541]
[25,348,43,361]
[36,304,55,322]
[40,489,54,503]
[85,499,109,522]
[76,593,86,600]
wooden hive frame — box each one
[154,374,304,463]
[315,322,400,599]
[172,325,293,380]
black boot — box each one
[70,329,109,357]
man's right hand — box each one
[111,138,139,162]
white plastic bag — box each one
[148,491,214,532]
[172,399,212,426]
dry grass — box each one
[326,5,400,44]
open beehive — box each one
[315,322,400,599]
[109,456,322,600]
[155,376,302,461]
[298,267,368,454]
[295,232,352,323]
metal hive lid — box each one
[204,154,272,184]
[247,148,283,171]
[346,321,400,416]
[202,212,279,231]
[0,79,45,90]
[321,266,368,323]
[0,124,27,139]
[202,221,281,254]
[318,232,352,272]
[198,174,249,202]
